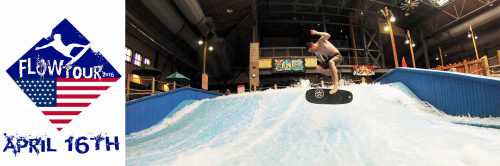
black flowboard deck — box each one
[305,89,353,104]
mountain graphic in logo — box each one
[6,19,121,131]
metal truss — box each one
[257,0,373,16]
[362,27,386,67]
[424,0,497,34]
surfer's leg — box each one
[328,59,339,94]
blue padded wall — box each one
[377,68,500,117]
[126,88,220,134]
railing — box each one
[260,47,308,57]
[342,56,371,65]
[488,53,500,76]
[126,74,185,100]
[255,79,360,91]
[433,56,490,76]
[260,47,378,65]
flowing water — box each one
[126,83,500,166]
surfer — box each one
[307,30,342,94]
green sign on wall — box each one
[272,58,305,73]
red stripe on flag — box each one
[57,94,100,99]
[57,86,109,90]
[42,111,81,115]
[50,119,72,124]
[57,103,90,107]
[57,78,120,82]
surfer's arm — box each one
[310,30,331,42]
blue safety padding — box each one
[126,88,221,134]
[377,68,500,117]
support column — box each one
[377,32,386,68]
[350,23,358,65]
[126,74,131,100]
[407,30,416,68]
[362,28,368,65]
[384,7,399,68]
[419,30,431,69]
[482,56,490,76]
[470,25,480,60]
[463,59,469,73]
[202,74,208,90]
[438,47,444,67]
[201,37,209,90]
[251,0,258,42]
[152,77,156,94]
[497,50,500,65]
[249,43,260,91]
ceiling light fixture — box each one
[400,0,421,16]
[390,16,396,22]
[384,25,390,32]
[433,0,449,7]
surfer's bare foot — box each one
[329,88,338,94]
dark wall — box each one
[126,31,174,79]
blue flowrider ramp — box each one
[127,83,500,165]
[377,68,500,117]
[126,88,220,134]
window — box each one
[131,74,142,84]
[144,58,151,66]
[133,52,142,66]
[125,47,132,62]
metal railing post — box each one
[152,77,156,94]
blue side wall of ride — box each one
[377,68,500,117]
[126,88,221,134]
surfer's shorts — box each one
[319,53,342,69]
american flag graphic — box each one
[16,77,119,131]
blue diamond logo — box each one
[5,19,121,131]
